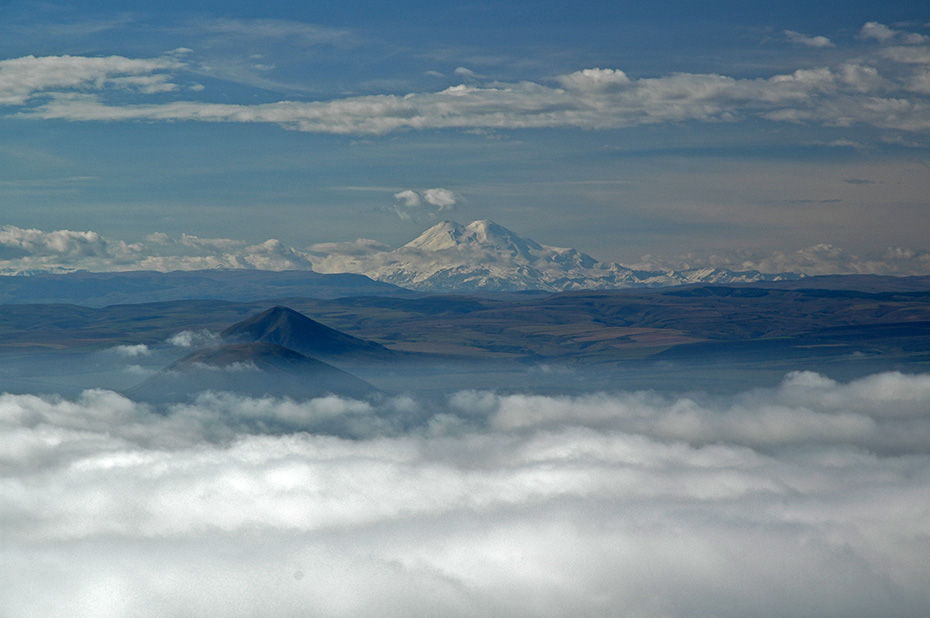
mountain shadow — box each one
[220,306,392,360]
[126,342,379,403]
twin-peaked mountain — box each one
[341,220,800,292]
[128,307,385,403]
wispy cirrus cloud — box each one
[189,17,355,47]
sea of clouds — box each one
[3,370,930,617]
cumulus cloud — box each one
[0,226,315,274]
[390,187,459,220]
[0,225,111,260]
[2,372,930,616]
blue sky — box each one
[1,0,929,272]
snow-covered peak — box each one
[462,220,544,255]
[403,221,466,251]
[327,219,802,292]
[404,219,546,258]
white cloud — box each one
[784,30,835,48]
[389,188,459,220]
[557,67,632,91]
[861,21,899,43]
[633,242,930,277]
[861,21,930,46]
[393,189,421,207]
[0,226,315,274]
[0,54,181,106]
[13,22,930,137]
[422,187,458,208]
[108,344,151,358]
[2,373,930,616]
[167,330,218,348]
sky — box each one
[0,0,928,273]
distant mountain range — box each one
[324,220,802,292]
[0,220,805,301]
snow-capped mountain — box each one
[323,220,801,292]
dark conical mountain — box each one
[220,306,390,359]
[127,342,378,403]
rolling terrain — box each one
[0,274,928,395]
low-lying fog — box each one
[3,369,930,617]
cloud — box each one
[393,189,421,207]
[11,22,930,137]
[422,188,458,208]
[167,330,218,348]
[2,372,930,616]
[4,223,930,278]
[0,54,181,106]
[784,30,835,48]
[633,242,930,277]
[191,17,354,47]
[0,226,315,274]
[0,225,112,260]
[390,188,459,220]
[860,21,930,46]
[31,62,930,134]
[108,344,151,358]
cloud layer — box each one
[2,22,929,139]
[3,371,930,617]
